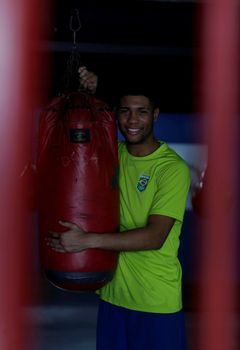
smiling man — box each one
[118,94,159,154]
[47,67,191,350]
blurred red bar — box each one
[0,0,44,349]
[197,0,239,350]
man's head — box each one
[117,94,159,146]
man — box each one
[47,67,190,350]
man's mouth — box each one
[126,128,142,135]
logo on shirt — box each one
[136,175,150,192]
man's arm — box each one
[47,215,175,253]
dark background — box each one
[38,0,199,112]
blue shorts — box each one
[96,300,187,350]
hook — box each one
[69,9,82,49]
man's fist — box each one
[78,66,98,94]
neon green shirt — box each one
[99,141,190,313]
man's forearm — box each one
[88,228,161,251]
[87,217,174,252]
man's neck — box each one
[127,139,160,157]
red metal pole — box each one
[197,0,239,349]
[0,0,43,349]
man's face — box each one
[118,95,158,145]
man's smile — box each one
[126,127,142,135]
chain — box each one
[60,9,82,93]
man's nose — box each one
[128,111,138,123]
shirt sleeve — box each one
[149,160,190,222]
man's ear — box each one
[153,108,160,121]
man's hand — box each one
[46,220,89,253]
[78,66,98,94]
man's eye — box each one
[119,109,129,114]
[139,109,148,114]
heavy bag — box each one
[37,92,119,290]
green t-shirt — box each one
[99,141,190,313]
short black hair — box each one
[117,91,158,110]
[114,76,159,110]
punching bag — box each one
[37,91,119,290]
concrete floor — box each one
[26,277,99,350]
[25,276,239,350]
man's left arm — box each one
[47,160,190,253]
[47,214,175,253]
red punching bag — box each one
[37,91,119,290]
